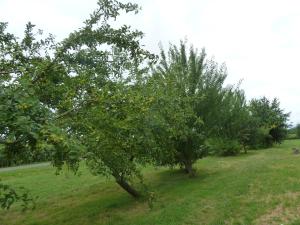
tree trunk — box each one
[183,160,195,177]
[115,176,140,198]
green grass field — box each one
[2,139,300,225]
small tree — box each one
[150,41,229,174]
[207,87,250,156]
[147,80,205,175]
[249,97,290,147]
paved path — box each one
[0,162,50,173]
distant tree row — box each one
[287,124,300,139]
[0,0,289,209]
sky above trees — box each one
[1,0,300,124]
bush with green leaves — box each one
[0,183,35,211]
[206,138,240,156]
[212,86,251,155]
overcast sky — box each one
[1,0,300,124]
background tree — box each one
[296,124,300,139]
[147,75,205,175]
[206,86,250,156]
[249,97,290,147]
[150,41,232,174]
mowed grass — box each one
[2,140,300,225]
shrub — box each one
[207,138,241,156]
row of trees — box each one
[288,124,300,139]
[0,0,289,208]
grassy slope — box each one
[2,140,300,225]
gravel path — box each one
[0,162,50,173]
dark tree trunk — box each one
[183,160,195,177]
[115,176,140,198]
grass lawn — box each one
[2,139,300,225]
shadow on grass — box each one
[12,166,219,225]
[17,185,140,225]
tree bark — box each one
[115,176,140,198]
[183,160,195,177]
